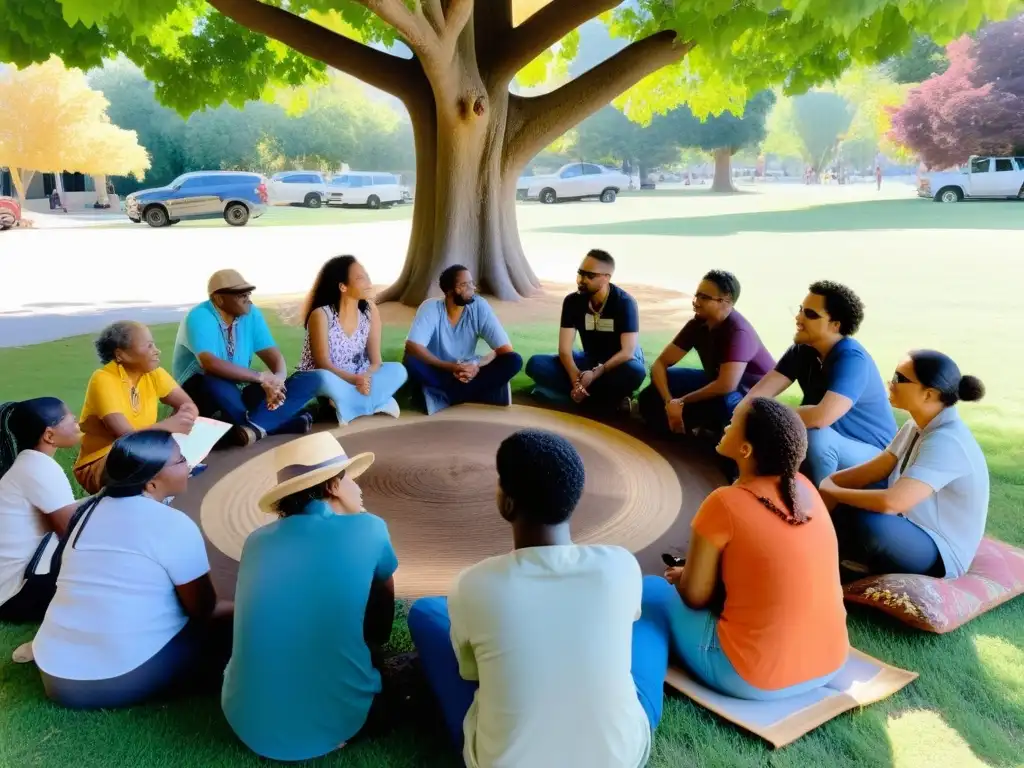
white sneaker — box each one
[375,398,401,418]
[12,642,34,664]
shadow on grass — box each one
[535,199,1024,238]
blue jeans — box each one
[407,581,670,752]
[403,352,522,415]
[832,505,944,577]
[525,352,646,409]
[803,426,884,486]
[636,367,743,436]
[305,363,408,423]
[182,371,320,437]
[640,576,841,700]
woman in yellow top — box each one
[74,322,198,494]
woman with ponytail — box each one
[822,350,989,578]
[642,397,849,700]
[0,398,82,623]
[32,430,231,709]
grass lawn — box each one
[3,195,1023,767]
[99,202,415,229]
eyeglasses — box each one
[891,371,915,386]
[578,269,610,280]
[794,306,824,321]
[694,292,729,303]
[456,280,475,290]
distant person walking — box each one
[875,153,884,191]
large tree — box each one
[2,0,1015,303]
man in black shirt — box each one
[525,250,645,412]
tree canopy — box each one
[0,55,150,199]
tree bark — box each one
[11,168,30,201]
[711,148,737,193]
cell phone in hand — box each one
[661,553,685,568]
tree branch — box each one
[440,0,475,48]
[206,0,416,99]
[358,0,436,54]
[498,0,621,80]
[508,30,694,162]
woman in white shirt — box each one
[33,430,231,709]
[0,398,82,623]
[822,350,989,578]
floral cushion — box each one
[843,538,1024,633]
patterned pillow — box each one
[843,538,1024,633]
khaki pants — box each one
[73,456,107,495]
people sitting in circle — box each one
[740,281,897,485]
[526,249,645,412]
[822,350,989,579]
[646,398,849,700]
[638,270,774,443]
[296,255,408,424]
[32,431,232,710]
[408,429,668,768]
[171,269,319,446]
[74,321,198,494]
[222,432,398,762]
[0,398,81,624]
[403,265,523,415]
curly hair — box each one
[301,256,369,328]
[439,264,469,294]
[809,280,864,336]
[703,269,740,302]
[743,398,810,524]
[496,429,585,525]
[94,321,141,364]
[273,469,346,518]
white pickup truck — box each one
[918,156,1024,202]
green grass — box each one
[101,202,415,229]
[3,195,1024,767]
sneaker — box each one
[12,642,34,664]
[375,398,401,419]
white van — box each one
[268,171,329,208]
[326,171,403,209]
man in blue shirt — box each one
[403,265,523,415]
[740,280,897,485]
[526,250,645,413]
[172,269,320,445]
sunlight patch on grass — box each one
[887,710,990,768]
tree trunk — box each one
[11,169,31,202]
[711,148,737,193]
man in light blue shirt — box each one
[403,265,523,415]
[172,269,320,445]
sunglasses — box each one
[891,371,916,386]
[794,305,824,321]
[578,269,610,280]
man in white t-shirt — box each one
[408,429,669,768]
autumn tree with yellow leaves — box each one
[0,56,150,201]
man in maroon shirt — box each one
[637,270,774,441]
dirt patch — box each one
[275,281,693,331]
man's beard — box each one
[453,294,475,306]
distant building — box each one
[0,168,117,211]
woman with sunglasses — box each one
[821,350,988,578]
[33,430,231,709]
[74,321,198,494]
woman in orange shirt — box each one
[642,397,849,699]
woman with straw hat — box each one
[222,432,400,762]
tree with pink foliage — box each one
[890,16,1024,168]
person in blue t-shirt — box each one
[526,250,645,413]
[171,269,321,447]
[739,280,897,485]
[403,265,523,415]
[222,432,399,763]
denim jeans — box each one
[404,352,522,415]
[803,426,884,486]
[407,580,670,752]
[832,505,944,577]
[636,367,743,437]
[525,351,646,409]
[305,363,408,423]
[182,371,320,437]
[639,576,842,700]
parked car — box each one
[326,171,403,209]
[268,171,328,208]
[0,196,20,230]
[919,156,1024,202]
[125,171,268,227]
[518,163,630,204]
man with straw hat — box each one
[221,432,399,762]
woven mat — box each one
[176,404,721,599]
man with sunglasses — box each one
[739,280,897,485]
[637,270,774,443]
[525,249,645,413]
[171,269,320,446]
